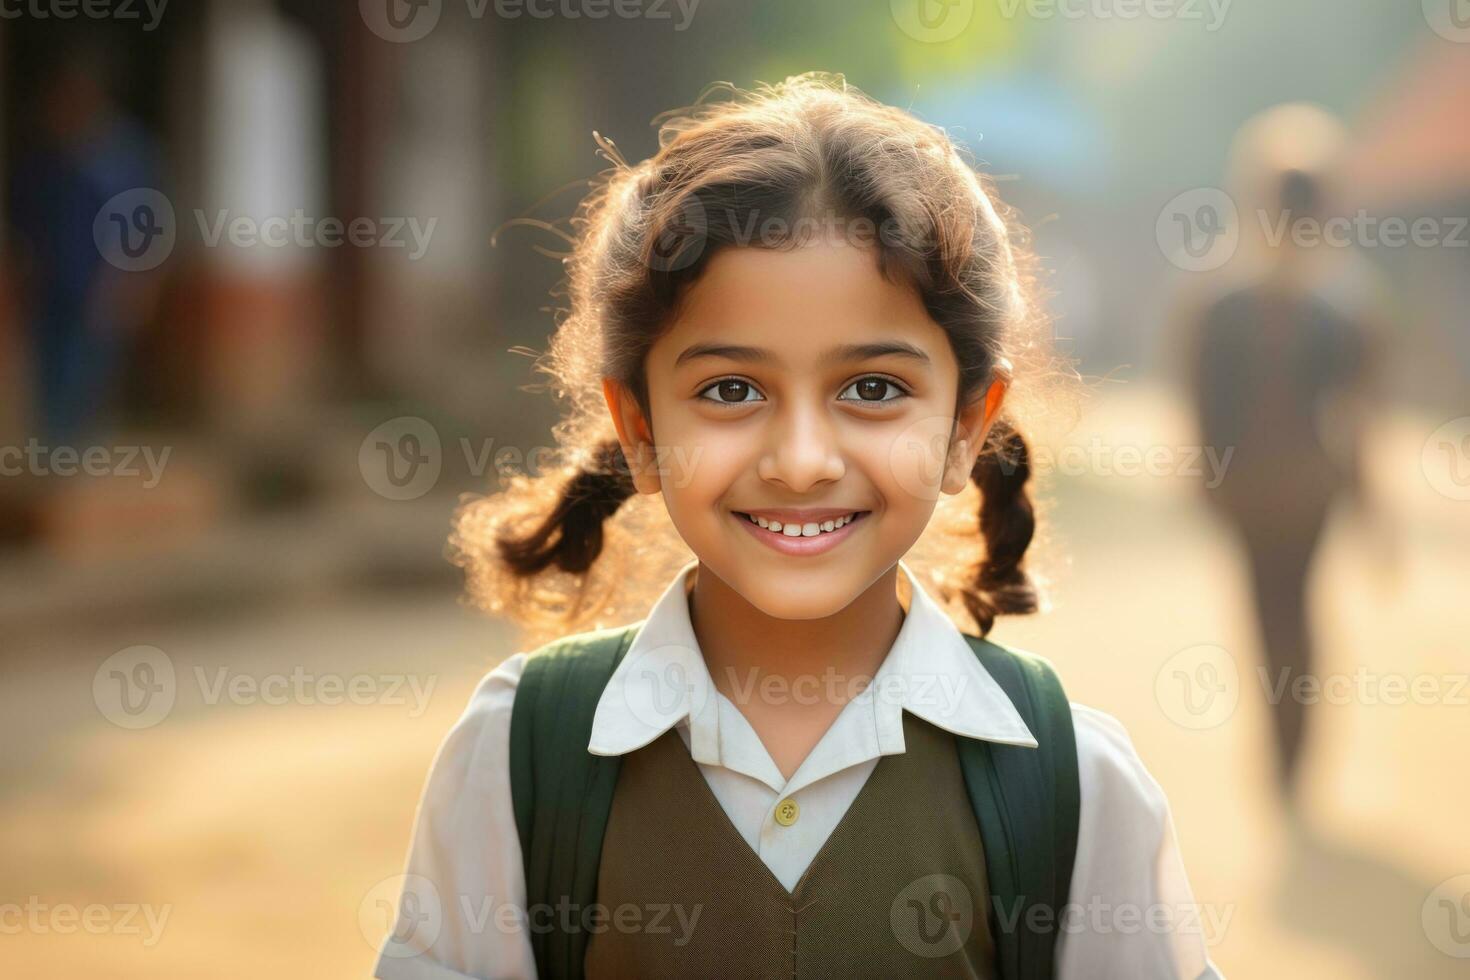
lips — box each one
[732,509,870,556]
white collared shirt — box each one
[376,560,1226,980]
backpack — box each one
[508,620,1081,979]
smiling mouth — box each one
[733,510,871,537]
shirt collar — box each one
[587,558,1038,761]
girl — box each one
[376,73,1223,980]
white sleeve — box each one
[1055,703,1227,980]
[374,653,538,980]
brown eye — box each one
[698,378,763,404]
[838,376,908,404]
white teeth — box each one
[745,512,860,536]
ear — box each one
[602,378,663,495]
[942,361,1010,495]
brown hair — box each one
[450,72,1076,647]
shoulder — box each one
[1057,704,1222,978]
[459,622,638,708]
[966,640,1173,818]
[1066,701,1172,827]
[408,627,614,825]
[968,639,1167,809]
[379,652,539,975]
[424,651,531,795]
[440,623,640,767]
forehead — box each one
[653,242,949,368]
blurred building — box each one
[1341,39,1470,407]
[0,0,505,549]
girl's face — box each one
[605,240,1004,621]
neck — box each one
[688,562,907,710]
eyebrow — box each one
[674,340,932,369]
[673,340,776,364]
[829,339,929,365]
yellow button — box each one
[774,798,800,827]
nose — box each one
[756,399,846,493]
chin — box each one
[723,563,868,621]
[752,590,852,622]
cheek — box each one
[654,413,754,505]
[871,415,955,509]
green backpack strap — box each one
[508,622,640,980]
[958,634,1082,980]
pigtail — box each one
[495,438,637,575]
[963,418,1040,636]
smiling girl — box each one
[376,73,1222,980]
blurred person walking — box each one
[1173,104,1387,808]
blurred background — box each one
[2,1,1468,976]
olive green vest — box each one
[509,621,1079,980]
[585,709,997,978]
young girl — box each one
[375,73,1223,980]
